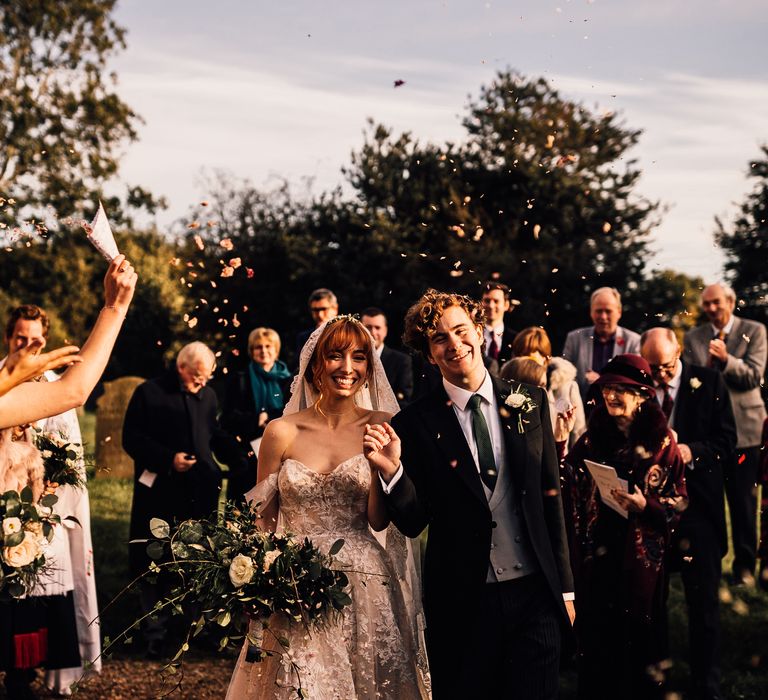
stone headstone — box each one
[95,376,144,479]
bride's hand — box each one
[364,423,401,482]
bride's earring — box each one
[365,381,369,389]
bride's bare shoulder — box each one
[366,410,394,425]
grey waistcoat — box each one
[485,451,539,583]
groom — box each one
[369,290,574,699]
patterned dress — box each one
[226,454,429,699]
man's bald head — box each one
[640,327,680,386]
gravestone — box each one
[95,376,144,479]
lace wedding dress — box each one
[225,453,429,699]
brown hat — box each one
[595,354,656,397]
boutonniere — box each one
[504,385,537,434]
[616,336,625,347]
[689,377,702,391]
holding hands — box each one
[364,423,401,483]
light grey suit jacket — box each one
[683,316,767,448]
[562,325,641,399]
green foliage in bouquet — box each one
[33,429,87,490]
[0,487,60,599]
[97,502,351,695]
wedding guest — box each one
[481,281,517,368]
[0,257,136,698]
[0,255,137,429]
[563,354,687,699]
[295,288,338,359]
[642,328,736,700]
[124,342,240,658]
[683,283,767,586]
[2,305,102,695]
[361,307,414,407]
[759,418,768,590]
[505,326,586,447]
[221,327,292,500]
[376,290,575,700]
[562,287,641,402]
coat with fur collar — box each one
[563,399,687,620]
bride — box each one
[226,316,429,699]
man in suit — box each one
[562,286,641,401]
[683,283,768,585]
[642,328,736,700]
[124,342,242,657]
[481,280,518,369]
[294,288,338,359]
[361,307,413,406]
[366,290,574,700]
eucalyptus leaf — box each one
[328,539,345,556]
[146,541,166,561]
[3,531,24,547]
[40,493,58,508]
[149,518,170,539]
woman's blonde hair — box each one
[500,357,547,388]
[248,327,281,357]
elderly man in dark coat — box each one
[124,341,242,657]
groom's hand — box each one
[565,600,576,626]
[364,422,401,482]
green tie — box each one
[467,394,497,492]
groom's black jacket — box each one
[387,376,574,684]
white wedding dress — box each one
[225,454,429,699]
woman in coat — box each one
[221,328,292,500]
[563,354,687,699]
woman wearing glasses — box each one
[562,354,687,700]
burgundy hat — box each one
[595,354,656,396]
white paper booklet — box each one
[84,201,119,261]
[584,459,629,519]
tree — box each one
[715,145,768,326]
[340,71,661,349]
[0,0,163,226]
[629,269,704,341]
[0,230,189,378]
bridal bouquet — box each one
[32,429,86,490]
[1,487,60,599]
[139,502,351,655]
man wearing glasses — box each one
[642,328,736,700]
[123,342,243,658]
[295,288,339,359]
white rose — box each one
[2,517,21,536]
[689,377,702,390]
[262,549,281,573]
[3,531,42,568]
[229,554,255,588]
[505,393,526,409]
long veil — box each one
[249,320,430,695]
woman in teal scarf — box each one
[221,328,292,500]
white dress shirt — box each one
[710,315,735,338]
[483,323,505,358]
[653,359,683,421]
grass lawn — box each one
[81,411,768,697]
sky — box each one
[111,0,768,280]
